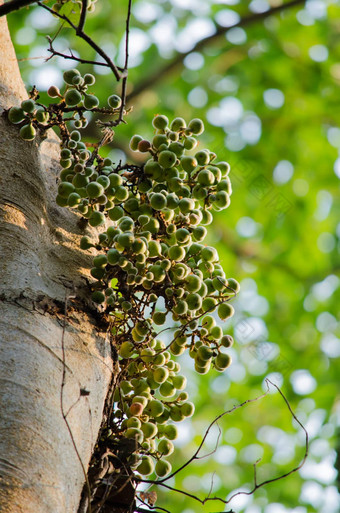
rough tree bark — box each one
[0,13,113,513]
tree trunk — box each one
[0,14,113,513]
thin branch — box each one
[117,0,132,125]
[128,0,305,101]
[37,1,123,81]
[45,37,126,70]
[225,379,309,504]
[0,0,37,16]
[136,379,308,509]
[78,0,88,33]
[155,384,271,484]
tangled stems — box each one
[8,69,239,480]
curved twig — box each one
[128,0,305,101]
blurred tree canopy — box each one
[6,0,340,511]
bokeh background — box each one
[7,1,340,511]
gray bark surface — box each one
[0,13,113,513]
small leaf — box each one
[58,2,81,25]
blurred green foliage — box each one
[7,1,340,512]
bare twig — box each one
[128,0,305,101]
[156,384,271,483]
[117,0,132,125]
[136,379,308,509]
[225,379,309,504]
[46,37,118,68]
[37,1,123,81]
[0,0,37,16]
[78,0,88,33]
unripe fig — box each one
[192,184,208,200]
[173,300,188,316]
[152,134,168,148]
[197,345,214,361]
[64,89,82,106]
[185,274,202,292]
[72,74,83,86]
[215,190,230,209]
[226,278,240,293]
[147,240,161,257]
[47,85,61,97]
[169,141,185,156]
[202,315,215,330]
[210,325,223,340]
[188,118,204,135]
[201,246,218,262]
[217,302,235,320]
[130,134,143,151]
[35,108,49,123]
[183,136,197,150]
[201,209,213,225]
[169,405,185,422]
[89,211,105,226]
[152,114,169,130]
[180,401,195,417]
[168,245,186,262]
[8,106,26,124]
[195,150,210,166]
[180,155,197,173]
[19,123,36,141]
[66,192,81,207]
[141,422,158,439]
[159,381,176,398]
[170,341,186,356]
[114,185,129,201]
[58,181,75,198]
[221,335,234,348]
[144,160,162,177]
[125,427,144,441]
[127,417,141,428]
[158,439,174,456]
[80,236,93,250]
[155,459,171,477]
[215,352,232,371]
[194,362,210,374]
[83,73,95,85]
[21,99,35,113]
[119,341,135,358]
[202,297,217,312]
[171,375,187,390]
[153,367,169,384]
[152,311,166,325]
[150,192,167,210]
[175,228,190,244]
[197,169,215,186]
[170,117,186,131]
[216,161,231,176]
[148,399,164,417]
[186,293,202,311]
[63,68,81,84]
[178,197,195,214]
[86,181,104,198]
[137,455,154,476]
[158,150,177,168]
[91,291,105,304]
[164,424,178,440]
[83,94,99,109]
[192,226,207,242]
[108,94,122,108]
